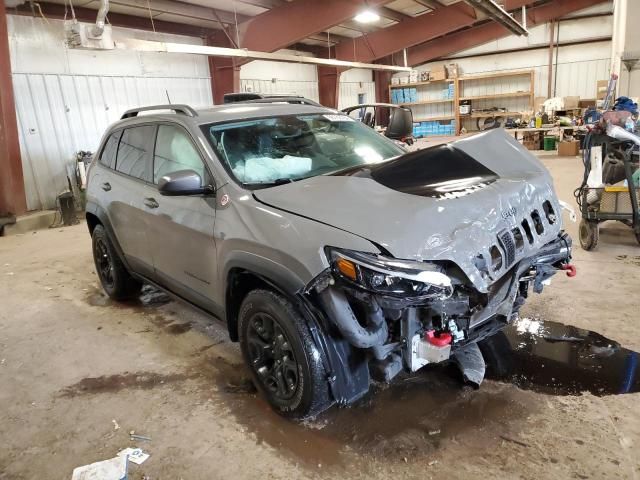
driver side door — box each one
[143,123,219,313]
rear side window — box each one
[115,126,155,181]
[153,124,206,185]
[99,132,121,169]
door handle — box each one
[144,197,159,209]
[101,182,111,191]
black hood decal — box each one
[335,144,499,199]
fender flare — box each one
[85,202,131,272]
[222,256,370,405]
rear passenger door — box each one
[144,123,218,311]
[104,124,157,276]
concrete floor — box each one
[1,153,640,479]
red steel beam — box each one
[207,31,240,105]
[332,2,477,64]
[318,66,341,109]
[0,0,27,216]
[12,2,214,37]
[237,0,393,53]
[407,0,609,66]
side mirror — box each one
[157,169,214,196]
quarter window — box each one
[99,132,121,169]
[115,126,155,181]
[154,125,206,185]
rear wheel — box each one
[579,220,599,251]
[238,289,332,419]
[92,224,142,300]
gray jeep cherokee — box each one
[86,102,573,419]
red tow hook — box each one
[561,263,577,277]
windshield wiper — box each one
[243,178,296,188]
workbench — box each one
[506,126,586,142]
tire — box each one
[238,289,332,419]
[91,224,142,300]
[579,219,599,251]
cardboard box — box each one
[430,66,446,81]
[596,80,609,100]
[558,140,580,156]
[445,63,459,79]
[563,96,580,109]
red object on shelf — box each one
[425,330,452,347]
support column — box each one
[374,67,392,126]
[318,66,340,108]
[0,4,27,216]
[207,31,240,105]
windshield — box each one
[201,113,405,188]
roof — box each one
[112,102,338,129]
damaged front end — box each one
[300,234,573,404]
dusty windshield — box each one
[202,113,405,187]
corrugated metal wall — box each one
[338,81,376,110]
[13,73,212,210]
[240,78,319,102]
[8,15,212,211]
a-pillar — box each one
[0,2,27,216]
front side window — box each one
[153,125,206,185]
[100,131,121,169]
[201,113,404,188]
[115,126,155,181]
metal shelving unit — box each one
[389,77,456,135]
[454,70,535,134]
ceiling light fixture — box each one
[354,10,380,23]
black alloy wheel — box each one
[238,289,332,419]
[246,312,299,401]
[95,236,115,290]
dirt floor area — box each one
[1,152,640,479]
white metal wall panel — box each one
[406,41,611,100]
[240,78,320,102]
[13,73,212,210]
[338,82,376,110]
[8,15,212,211]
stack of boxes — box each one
[443,83,454,100]
[391,87,417,104]
[412,120,456,138]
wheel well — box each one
[86,212,101,235]
[225,268,280,342]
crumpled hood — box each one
[253,129,563,292]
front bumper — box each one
[304,232,572,376]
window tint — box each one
[100,132,121,169]
[115,126,155,181]
[153,125,206,185]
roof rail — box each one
[236,97,322,107]
[121,104,198,119]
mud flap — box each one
[297,293,370,405]
[452,342,486,387]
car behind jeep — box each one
[86,102,573,418]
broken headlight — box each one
[327,247,453,299]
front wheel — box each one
[238,289,332,419]
[579,219,599,251]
